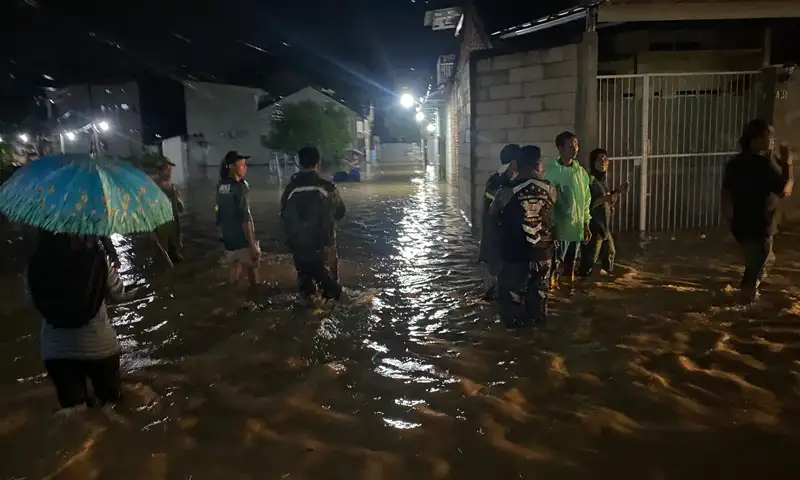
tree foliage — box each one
[267,101,352,163]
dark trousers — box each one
[739,236,775,291]
[578,234,616,276]
[155,220,183,263]
[44,354,121,408]
[497,258,552,327]
[554,240,580,275]
[293,246,342,300]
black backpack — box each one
[28,237,108,328]
[282,186,333,253]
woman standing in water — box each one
[722,119,793,304]
[26,232,140,409]
[578,148,628,277]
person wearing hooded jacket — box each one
[477,144,520,300]
[543,131,591,294]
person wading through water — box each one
[26,232,140,409]
[489,145,557,327]
[577,148,629,277]
[721,119,794,304]
[152,158,184,266]
[216,150,260,299]
[478,143,521,300]
[543,131,592,294]
[280,146,348,305]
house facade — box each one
[46,81,144,158]
[444,0,800,235]
[257,86,371,156]
[183,81,272,167]
[184,83,370,169]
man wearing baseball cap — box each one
[477,143,521,300]
[216,150,260,298]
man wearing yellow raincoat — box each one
[543,131,592,293]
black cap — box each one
[500,144,522,165]
[223,150,250,167]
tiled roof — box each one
[471,0,577,36]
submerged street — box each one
[2,166,800,479]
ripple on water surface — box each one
[2,166,800,478]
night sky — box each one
[0,0,571,139]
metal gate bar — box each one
[598,71,761,233]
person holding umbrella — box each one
[0,153,176,409]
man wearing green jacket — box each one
[543,131,592,293]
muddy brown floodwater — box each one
[2,166,800,479]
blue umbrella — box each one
[0,154,174,236]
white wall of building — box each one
[184,81,272,166]
[380,142,424,171]
[184,83,368,169]
[161,136,188,186]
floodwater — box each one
[2,165,800,479]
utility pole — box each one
[87,84,100,155]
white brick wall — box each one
[471,43,579,234]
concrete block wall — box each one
[452,64,473,223]
[471,44,579,233]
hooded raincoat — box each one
[543,157,592,242]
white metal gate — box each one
[597,72,761,232]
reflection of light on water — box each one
[363,339,388,353]
[382,418,422,430]
[393,176,439,269]
[374,357,455,385]
[16,373,46,383]
[315,317,342,340]
[143,320,168,333]
[110,233,134,279]
[395,397,425,407]
[112,296,155,327]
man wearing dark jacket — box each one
[280,146,347,302]
[478,144,521,300]
[488,145,557,327]
[721,119,793,304]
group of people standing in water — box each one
[23,145,349,410]
[480,119,795,328]
[478,131,629,328]
[214,147,348,304]
[18,118,796,409]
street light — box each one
[400,93,415,109]
[426,123,436,133]
[415,111,425,123]
[65,131,76,141]
[18,133,29,143]
[97,121,110,132]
